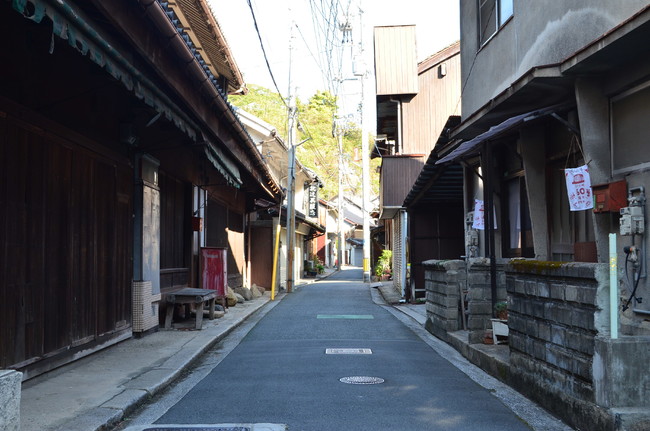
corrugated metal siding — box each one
[402,46,461,155]
[380,156,425,207]
[374,26,418,96]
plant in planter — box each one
[494,301,508,320]
[374,250,392,280]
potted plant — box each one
[494,301,508,320]
[374,250,392,281]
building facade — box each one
[0,0,281,380]
[373,25,462,297]
[426,2,650,429]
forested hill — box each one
[229,84,379,201]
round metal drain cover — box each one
[339,376,385,385]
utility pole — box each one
[286,19,296,293]
[337,121,344,271]
[358,1,371,282]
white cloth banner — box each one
[472,199,485,230]
[564,165,593,211]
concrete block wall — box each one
[0,370,21,431]
[506,261,611,431]
[423,259,466,342]
[466,259,507,343]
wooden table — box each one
[164,287,216,330]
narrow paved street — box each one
[121,268,568,431]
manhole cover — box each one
[326,348,372,354]
[339,376,385,385]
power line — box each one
[246,0,289,108]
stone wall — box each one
[506,260,611,430]
[423,260,465,342]
[423,259,508,343]
[0,370,21,431]
[466,259,507,343]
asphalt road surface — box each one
[122,267,570,431]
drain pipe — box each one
[401,210,408,299]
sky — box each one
[209,0,460,124]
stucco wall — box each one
[459,0,649,118]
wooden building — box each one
[0,0,280,379]
[373,25,462,298]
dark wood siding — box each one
[409,203,465,296]
[402,45,461,155]
[1,113,132,370]
[374,26,419,96]
[159,171,191,290]
[250,223,273,288]
[380,156,425,208]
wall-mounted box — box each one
[592,180,627,213]
[191,216,203,232]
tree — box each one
[229,85,379,202]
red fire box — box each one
[592,180,627,213]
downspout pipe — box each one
[401,210,408,299]
[138,0,281,200]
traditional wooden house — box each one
[373,25,463,298]
[234,107,324,290]
[0,0,281,379]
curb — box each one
[51,296,273,431]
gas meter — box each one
[620,187,646,236]
[465,211,479,257]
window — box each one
[611,81,650,174]
[478,0,513,46]
[502,175,533,258]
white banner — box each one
[564,165,593,211]
[472,199,485,230]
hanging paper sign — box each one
[564,165,593,211]
[472,199,485,230]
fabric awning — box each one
[436,106,557,165]
[203,140,242,188]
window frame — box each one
[478,0,514,47]
[610,80,650,176]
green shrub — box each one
[374,250,392,277]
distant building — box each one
[373,25,462,296]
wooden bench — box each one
[164,287,216,330]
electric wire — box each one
[246,0,289,108]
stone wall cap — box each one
[0,370,21,378]
[422,259,466,270]
[506,259,605,278]
[466,257,508,270]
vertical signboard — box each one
[308,182,318,218]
